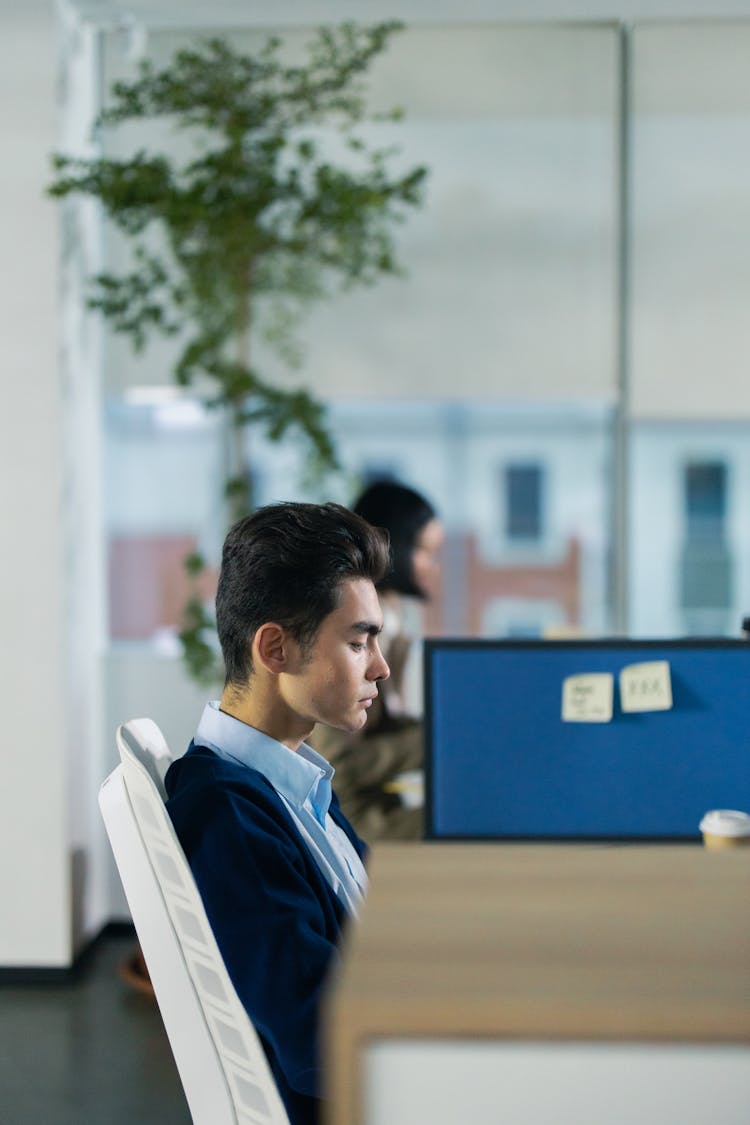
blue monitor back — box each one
[425,639,750,841]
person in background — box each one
[311,480,443,841]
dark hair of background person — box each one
[217,501,390,688]
[353,480,436,600]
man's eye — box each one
[350,642,365,652]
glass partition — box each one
[103,19,750,651]
[629,22,750,637]
[103,21,618,649]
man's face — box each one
[280,577,390,737]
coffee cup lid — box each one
[699,809,750,837]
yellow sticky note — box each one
[619,661,673,713]
[562,673,614,723]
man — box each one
[165,502,390,1125]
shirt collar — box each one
[195,701,334,824]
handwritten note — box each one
[619,661,673,713]
[562,673,614,723]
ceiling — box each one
[62,0,750,32]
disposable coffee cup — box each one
[699,809,750,850]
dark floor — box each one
[0,931,191,1125]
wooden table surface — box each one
[324,843,750,1124]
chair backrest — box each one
[117,717,174,799]
[99,720,290,1125]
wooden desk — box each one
[325,844,750,1125]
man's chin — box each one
[334,711,368,734]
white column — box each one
[0,0,71,965]
[57,0,111,952]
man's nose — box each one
[369,643,390,682]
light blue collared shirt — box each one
[194,702,368,916]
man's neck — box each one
[219,685,312,752]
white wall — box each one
[0,1,71,965]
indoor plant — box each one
[49,21,427,682]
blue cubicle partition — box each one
[425,639,750,841]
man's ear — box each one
[252,623,289,675]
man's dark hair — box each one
[353,480,436,599]
[217,501,390,688]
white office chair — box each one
[116,716,174,798]
[99,718,290,1125]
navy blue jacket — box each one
[165,742,368,1125]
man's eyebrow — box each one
[350,621,382,636]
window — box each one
[629,22,750,639]
[94,20,617,684]
[680,460,732,629]
[684,462,727,542]
[105,395,223,645]
[505,464,544,542]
